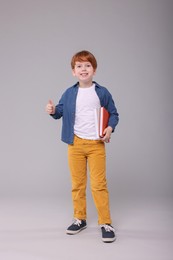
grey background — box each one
[0,1,173,259]
[0,0,173,201]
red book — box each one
[99,107,110,137]
[94,107,110,138]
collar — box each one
[72,81,101,88]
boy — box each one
[46,50,119,243]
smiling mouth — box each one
[81,73,88,76]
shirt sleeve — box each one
[105,90,119,132]
[50,92,65,120]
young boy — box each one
[46,50,119,243]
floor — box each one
[0,197,173,260]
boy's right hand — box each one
[46,100,55,115]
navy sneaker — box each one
[66,219,87,235]
[100,224,116,243]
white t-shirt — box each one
[74,84,101,139]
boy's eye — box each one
[75,63,91,68]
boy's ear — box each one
[72,69,76,77]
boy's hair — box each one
[71,50,97,70]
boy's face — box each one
[72,61,96,87]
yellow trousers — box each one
[68,135,112,225]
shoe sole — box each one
[66,225,87,235]
[102,237,116,243]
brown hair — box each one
[71,50,97,70]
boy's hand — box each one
[101,126,113,143]
[46,100,55,115]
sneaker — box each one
[66,218,87,235]
[100,224,116,243]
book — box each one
[94,107,110,138]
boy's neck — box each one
[78,80,93,88]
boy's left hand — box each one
[101,126,113,143]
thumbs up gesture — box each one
[46,100,55,115]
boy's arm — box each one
[107,94,119,132]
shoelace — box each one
[100,224,115,232]
[73,219,82,226]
